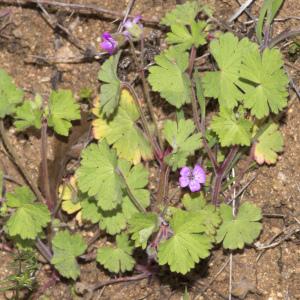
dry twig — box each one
[228,0,255,23]
[255,223,300,261]
[0,0,159,26]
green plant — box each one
[0,0,291,296]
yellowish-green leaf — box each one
[254,123,283,164]
[92,89,152,164]
[59,177,81,215]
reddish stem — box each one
[188,46,218,173]
[40,118,54,211]
[211,146,238,205]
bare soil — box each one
[0,0,299,299]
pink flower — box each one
[179,164,206,192]
[100,32,118,54]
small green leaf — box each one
[47,89,80,136]
[93,89,152,164]
[14,95,42,130]
[76,141,122,210]
[161,1,202,26]
[0,69,24,118]
[182,193,221,235]
[148,47,191,108]
[6,186,35,207]
[157,210,212,274]
[202,33,253,109]
[6,186,50,239]
[216,202,262,250]
[81,198,101,223]
[254,123,283,164]
[51,230,87,280]
[238,47,289,119]
[163,119,201,170]
[166,21,207,51]
[98,52,121,116]
[182,192,206,211]
[128,213,159,249]
[96,234,135,273]
[210,108,252,147]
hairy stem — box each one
[35,238,53,263]
[116,167,146,213]
[0,120,45,204]
[188,46,197,77]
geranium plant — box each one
[0,0,289,292]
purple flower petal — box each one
[133,15,142,24]
[189,179,201,192]
[102,32,112,39]
[179,176,190,188]
[100,32,118,54]
[100,41,113,54]
[193,164,206,184]
[180,166,191,178]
